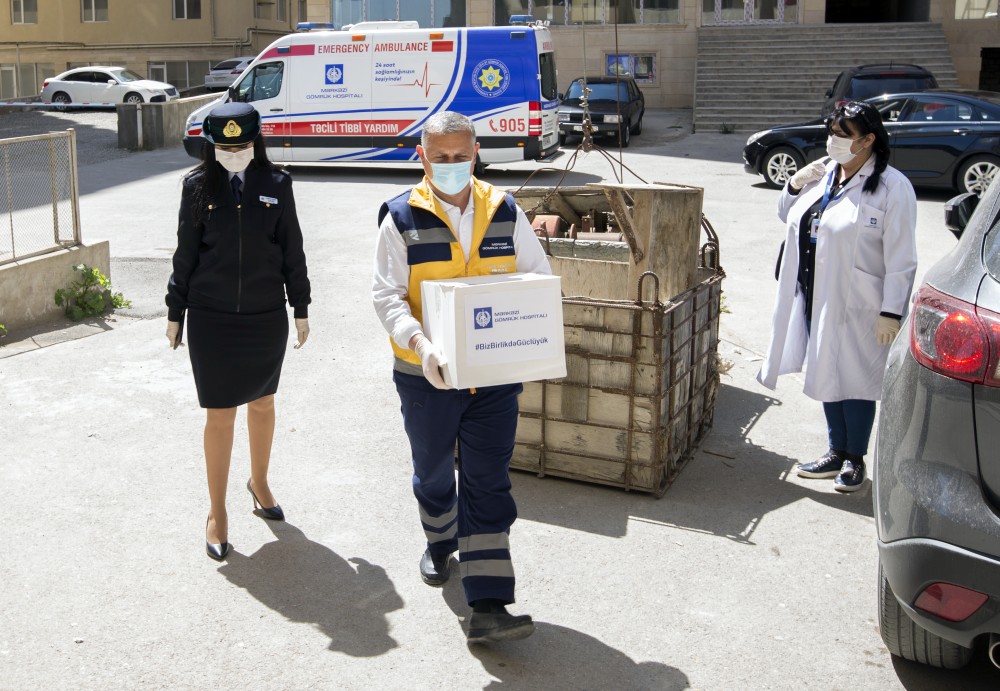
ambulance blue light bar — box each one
[509,15,534,25]
[296,22,334,31]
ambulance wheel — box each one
[474,156,486,177]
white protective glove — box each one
[166,320,182,350]
[789,160,828,191]
[876,316,901,346]
[412,334,450,390]
[294,318,309,349]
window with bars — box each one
[276,0,286,21]
[82,0,108,22]
[173,0,202,20]
[495,0,679,25]
[329,0,466,28]
[298,0,307,22]
[11,0,38,24]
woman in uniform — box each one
[165,102,311,560]
[758,101,918,492]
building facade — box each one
[0,0,329,99]
[1,1,995,105]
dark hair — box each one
[826,101,890,194]
[189,136,273,224]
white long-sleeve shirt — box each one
[372,186,552,350]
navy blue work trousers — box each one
[393,371,522,605]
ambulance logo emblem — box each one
[325,64,344,85]
[474,307,493,330]
[471,59,510,98]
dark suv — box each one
[822,63,937,116]
[875,175,1000,670]
[558,76,645,148]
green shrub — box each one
[54,263,131,321]
[719,122,736,134]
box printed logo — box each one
[473,307,493,330]
[471,59,510,98]
[325,64,344,85]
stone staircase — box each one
[694,22,960,133]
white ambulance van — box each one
[183,20,560,168]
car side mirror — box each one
[227,85,240,102]
[558,92,564,101]
[944,192,979,240]
[107,79,116,85]
[824,88,833,98]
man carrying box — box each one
[372,111,551,643]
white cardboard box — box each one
[420,272,567,389]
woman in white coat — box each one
[757,101,917,492]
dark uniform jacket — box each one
[166,163,310,322]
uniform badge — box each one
[223,120,242,139]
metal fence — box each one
[0,129,80,266]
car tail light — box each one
[528,101,542,136]
[42,79,49,88]
[910,285,1000,386]
[914,582,988,622]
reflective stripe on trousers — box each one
[394,370,521,605]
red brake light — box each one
[914,582,988,622]
[528,100,542,136]
[910,285,1000,385]
[42,79,49,88]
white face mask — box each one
[215,147,254,173]
[826,135,858,165]
[429,160,473,196]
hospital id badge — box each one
[809,216,820,243]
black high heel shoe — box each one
[205,516,231,561]
[247,478,285,521]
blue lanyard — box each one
[819,168,849,216]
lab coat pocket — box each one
[848,268,883,312]
[860,204,885,231]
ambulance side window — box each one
[539,52,557,101]
[235,62,284,103]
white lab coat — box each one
[756,156,917,401]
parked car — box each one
[558,75,644,148]
[822,63,937,117]
[39,66,178,109]
[743,90,1000,195]
[874,172,1000,670]
[204,56,257,92]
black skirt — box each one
[186,307,288,408]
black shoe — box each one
[467,610,535,644]
[834,456,866,492]
[247,479,285,521]
[796,450,845,479]
[419,548,452,586]
[206,541,231,561]
[205,515,230,561]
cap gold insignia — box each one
[222,120,242,139]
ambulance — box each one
[183,20,560,169]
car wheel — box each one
[878,562,973,669]
[52,92,71,112]
[619,123,630,148]
[957,155,1000,196]
[762,147,803,189]
[559,133,568,146]
[632,115,642,135]
[124,93,144,105]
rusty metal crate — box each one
[511,182,724,497]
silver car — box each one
[876,173,1000,669]
[39,66,178,109]
[204,57,256,92]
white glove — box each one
[876,316,901,346]
[166,320,181,349]
[789,160,827,191]
[294,318,309,349]
[412,334,450,390]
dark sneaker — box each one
[796,450,845,479]
[467,610,535,644]
[834,458,866,492]
[419,548,452,586]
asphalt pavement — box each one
[2,109,999,689]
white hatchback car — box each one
[204,57,256,92]
[40,66,178,108]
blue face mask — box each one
[429,161,472,196]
